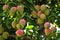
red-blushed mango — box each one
[17,5,24,15]
[3,4,8,10]
[44,29,51,36]
[10,7,16,12]
[37,11,46,20]
[44,22,50,29]
[40,4,47,11]
[19,19,26,26]
[31,11,37,18]
[34,5,40,11]
[16,29,23,37]
[37,11,43,17]
[9,7,16,16]
[40,13,46,20]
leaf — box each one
[8,2,16,6]
[21,12,26,18]
[27,0,33,5]
[16,36,19,40]
[26,25,34,29]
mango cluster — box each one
[31,4,50,25]
[3,4,24,17]
[44,22,56,38]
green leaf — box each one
[21,12,26,18]
[8,2,16,6]
[16,36,19,40]
[27,0,33,4]
[26,25,34,29]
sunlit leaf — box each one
[26,25,34,29]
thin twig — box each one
[9,35,16,38]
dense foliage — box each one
[0,0,60,40]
